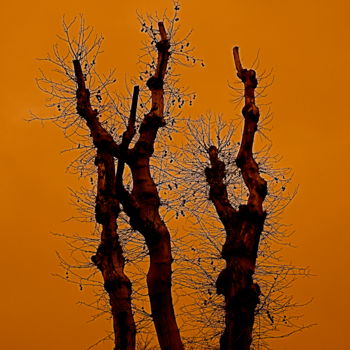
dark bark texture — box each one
[205,47,267,350]
[73,22,183,350]
[73,60,136,350]
[118,23,184,350]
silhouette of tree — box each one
[35,4,310,350]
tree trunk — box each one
[120,22,184,350]
[73,61,136,350]
[205,47,267,350]
[72,22,184,350]
[127,154,183,350]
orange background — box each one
[1,0,349,349]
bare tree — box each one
[171,50,310,349]
[35,5,309,350]
[204,47,268,350]
[36,9,191,349]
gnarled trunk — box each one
[72,22,184,350]
[73,61,136,350]
[127,153,183,350]
[205,47,267,350]
[120,22,184,350]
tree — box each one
[204,47,267,349]
[36,5,308,350]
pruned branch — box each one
[116,85,140,190]
[205,145,236,231]
[233,48,267,215]
[232,46,243,78]
[73,60,121,156]
[203,48,268,350]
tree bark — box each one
[73,22,184,350]
[73,60,136,350]
[205,47,267,350]
[73,22,183,350]
[119,22,184,350]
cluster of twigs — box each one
[35,3,311,349]
[163,114,310,349]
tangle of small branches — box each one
[35,4,312,349]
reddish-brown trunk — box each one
[120,22,183,350]
[73,62,136,350]
[205,47,267,350]
[72,22,183,349]
[127,154,183,350]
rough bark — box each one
[205,47,267,350]
[74,22,183,350]
[118,23,184,350]
[73,60,136,350]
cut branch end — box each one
[233,46,243,77]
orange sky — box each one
[1,0,350,349]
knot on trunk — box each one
[242,103,260,122]
[156,39,170,52]
[146,76,164,90]
[246,69,258,88]
[240,69,258,87]
[140,112,166,130]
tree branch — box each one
[233,48,267,214]
[73,59,120,156]
[205,145,237,231]
[116,85,139,189]
[125,22,184,350]
[232,46,243,78]
[205,47,268,350]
